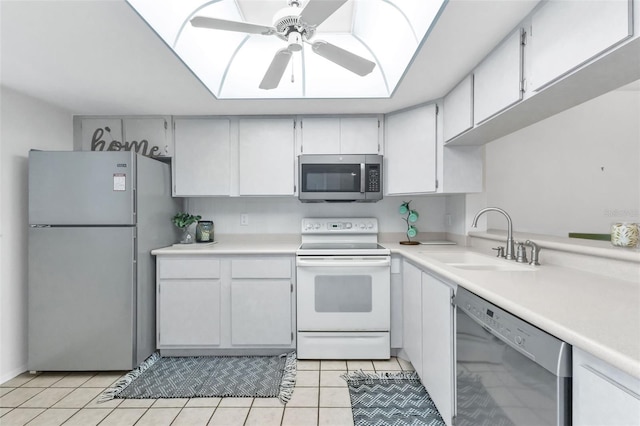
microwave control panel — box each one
[366,164,381,193]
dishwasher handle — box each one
[297,257,390,268]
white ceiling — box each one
[0,0,540,115]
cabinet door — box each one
[385,104,437,194]
[573,348,640,426]
[238,118,295,195]
[474,29,523,124]
[402,261,422,378]
[158,280,221,346]
[124,117,171,158]
[80,118,123,152]
[443,76,473,142]
[340,117,380,154]
[421,273,454,426]
[530,0,632,92]
[300,117,340,154]
[173,118,231,196]
[230,280,292,345]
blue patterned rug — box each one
[99,352,296,404]
[342,371,445,426]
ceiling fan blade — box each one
[190,16,275,35]
[259,49,293,90]
[300,0,349,28]
[311,41,375,76]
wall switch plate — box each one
[240,214,249,226]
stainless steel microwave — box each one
[298,154,383,202]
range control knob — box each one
[515,335,524,345]
[314,223,321,230]
[360,223,366,229]
[367,223,374,229]
[305,223,312,230]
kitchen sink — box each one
[420,251,535,272]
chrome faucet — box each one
[471,207,516,260]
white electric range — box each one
[296,218,391,359]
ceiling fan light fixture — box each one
[287,32,303,51]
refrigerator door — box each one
[28,226,136,370]
[29,150,136,225]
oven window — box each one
[314,275,372,312]
[301,164,361,192]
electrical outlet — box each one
[445,214,452,227]
[240,214,249,226]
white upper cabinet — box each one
[238,117,296,196]
[78,116,172,159]
[339,117,381,154]
[443,75,473,142]
[124,117,172,158]
[474,29,524,125]
[300,116,381,154]
[385,104,437,194]
[172,118,231,197]
[530,0,633,92]
[299,117,341,154]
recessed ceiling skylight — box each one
[126,0,446,99]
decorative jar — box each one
[610,223,639,248]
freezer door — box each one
[28,226,136,371]
[29,150,136,225]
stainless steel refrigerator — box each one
[28,150,180,371]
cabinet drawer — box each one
[158,257,220,279]
[231,258,291,279]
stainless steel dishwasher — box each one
[454,288,572,426]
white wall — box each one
[0,87,73,383]
[478,89,640,237]
[187,195,449,237]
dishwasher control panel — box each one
[454,287,570,376]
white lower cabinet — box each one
[573,347,640,426]
[158,280,221,346]
[156,255,295,352]
[230,257,293,346]
[402,260,423,378]
[402,261,455,426]
[421,272,455,426]
[231,280,292,345]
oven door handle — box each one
[360,163,366,193]
[297,257,390,268]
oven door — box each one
[296,256,390,331]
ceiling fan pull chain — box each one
[291,60,295,83]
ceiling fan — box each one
[190,0,376,90]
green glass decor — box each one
[399,201,420,245]
[172,212,202,244]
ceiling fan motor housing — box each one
[272,5,315,41]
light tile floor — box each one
[0,357,414,426]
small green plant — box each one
[172,212,202,229]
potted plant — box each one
[172,212,202,244]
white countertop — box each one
[152,236,640,379]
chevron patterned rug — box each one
[99,352,296,404]
[342,371,445,426]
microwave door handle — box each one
[360,163,366,193]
